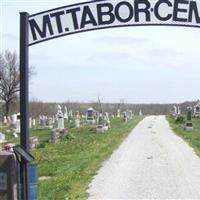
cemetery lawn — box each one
[167,116,200,158]
[32,117,142,200]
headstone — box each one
[74,111,80,128]
[52,116,55,124]
[0,133,6,144]
[68,110,73,122]
[39,115,46,127]
[7,116,11,124]
[185,106,193,131]
[32,118,36,127]
[86,107,95,124]
[13,113,20,138]
[45,117,50,126]
[64,106,68,120]
[46,117,52,127]
[82,115,86,119]
[177,106,181,116]
[104,112,110,128]
[29,136,39,149]
[29,117,32,129]
[96,113,105,133]
[13,132,18,138]
[172,105,177,117]
[139,110,143,116]
[117,109,120,118]
[56,105,64,131]
[194,101,200,117]
[128,110,133,119]
[50,129,60,144]
[11,114,17,125]
[123,112,127,122]
[3,116,7,125]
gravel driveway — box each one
[88,115,200,199]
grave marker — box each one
[29,136,39,149]
[194,101,200,117]
[29,117,32,129]
[11,114,17,125]
[74,111,81,128]
[96,113,104,133]
[185,107,193,131]
[123,112,128,122]
[32,118,36,127]
[64,106,68,120]
[3,116,7,125]
[0,133,6,144]
[13,113,20,138]
[172,105,178,118]
[56,105,64,131]
[117,109,121,118]
[86,107,96,125]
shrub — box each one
[62,133,75,141]
[175,116,185,124]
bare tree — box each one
[0,50,35,116]
[0,51,20,116]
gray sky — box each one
[1,0,200,104]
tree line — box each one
[0,50,198,120]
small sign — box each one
[0,173,7,191]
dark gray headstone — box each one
[187,107,192,121]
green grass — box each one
[1,117,142,200]
[167,115,200,158]
[34,117,142,200]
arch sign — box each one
[29,0,200,46]
[19,0,200,199]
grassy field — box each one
[1,117,142,199]
[167,115,200,158]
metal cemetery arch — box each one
[20,0,200,199]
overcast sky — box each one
[1,0,200,104]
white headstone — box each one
[39,115,46,127]
[15,120,20,134]
[56,105,64,130]
[117,109,120,118]
[104,112,110,128]
[194,101,200,117]
[3,116,7,124]
[173,105,177,117]
[177,106,181,115]
[11,114,17,125]
[75,111,80,128]
[64,106,68,120]
[32,118,36,127]
[13,132,18,138]
[0,133,5,143]
[128,110,133,119]
[52,116,55,124]
[7,116,11,124]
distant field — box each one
[1,117,142,199]
[167,116,200,158]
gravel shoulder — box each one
[87,115,200,199]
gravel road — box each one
[87,115,200,199]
